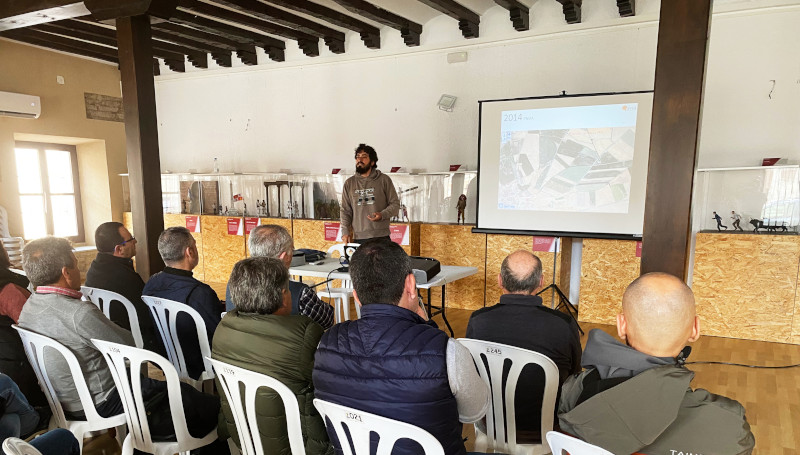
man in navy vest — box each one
[313,239,488,455]
[225,224,334,329]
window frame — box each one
[14,141,85,243]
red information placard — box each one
[244,217,259,235]
[532,236,558,252]
[389,225,410,245]
[227,218,243,236]
[185,216,200,233]
[636,241,643,258]
[324,222,341,241]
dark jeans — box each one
[29,428,80,455]
[67,377,227,454]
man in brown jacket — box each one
[340,144,400,243]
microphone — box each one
[676,346,692,366]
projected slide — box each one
[498,103,638,213]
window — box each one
[14,142,84,242]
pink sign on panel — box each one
[389,225,410,246]
[636,241,643,258]
[449,164,462,172]
[244,217,259,235]
[532,236,558,252]
[185,216,200,233]
[324,222,341,241]
[227,218,243,236]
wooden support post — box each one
[640,0,712,278]
[117,15,164,280]
[559,237,573,297]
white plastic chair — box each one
[91,339,218,455]
[141,295,214,390]
[2,438,42,455]
[457,339,559,455]
[81,286,144,348]
[208,358,306,455]
[546,431,614,455]
[313,399,444,455]
[318,243,361,323]
[12,325,127,454]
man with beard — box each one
[340,144,400,243]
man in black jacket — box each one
[85,222,165,355]
[466,250,581,442]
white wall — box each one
[154,1,800,174]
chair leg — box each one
[342,296,350,321]
[121,433,135,455]
[354,298,361,319]
[333,298,343,324]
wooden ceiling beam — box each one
[556,0,582,24]
[181,1,321,57]
[1,28,118,63]
[328,0,422,46]
[154,21,259,65]
[83,0,179,21]
[262,0,381,49]
[148,25,233,67]
[617,0,635,17]
[210,0,343,54]
[170,10,284,62]
[0,2,89,31]
[32,22,187,71]
[415,0,479,38]
[493,0,529,31]
[47,19,209,68]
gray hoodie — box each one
[340,169,400,240]
[558,329,755,455]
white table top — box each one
[289,258,478,289]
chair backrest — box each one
[2,437,43,455]
[12,325,115,430]
[81,286,144,349]
[457,338,559,455]
[90,338,214,453]
[313,399,444,455]
[545,431,614,455]
[141,295,214,382]
[209,358,306,455]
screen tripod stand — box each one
[535,238,584,336]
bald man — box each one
[466,250,581,442]
[558,273,755,455]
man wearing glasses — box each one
[85,222,166,355]
[340,144,401,244]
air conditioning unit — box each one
[0,91,41,119]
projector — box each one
[410,256,441,284]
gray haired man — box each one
[143,226,222,380]
[225,224,334,329]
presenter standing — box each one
[341,144,400,243]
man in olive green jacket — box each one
[212,257,332,455]
[558,273,755,455]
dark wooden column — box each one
[640,0,712,279]
[117,15,165,280]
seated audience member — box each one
[0,243,45,406]
[213,257,332,455]
[143,226,222,380]
[17,237,225,454]
[225,225,334,329]
[466,250,581,439]
[313,239,488,455]
[0,373,45,441]
[558,273,755,455]
[85,222,165,355]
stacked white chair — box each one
[91,339,218,455]
[1,237,24,268]
[546,431,614,455]
[81,286,144,348]
[12,325,127,454]
[141,296,215,390]
[0,205,11,238]
[317,243,361,323]
[209,358,306,455]
[313,399,444,455]
[458,339,559,455]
